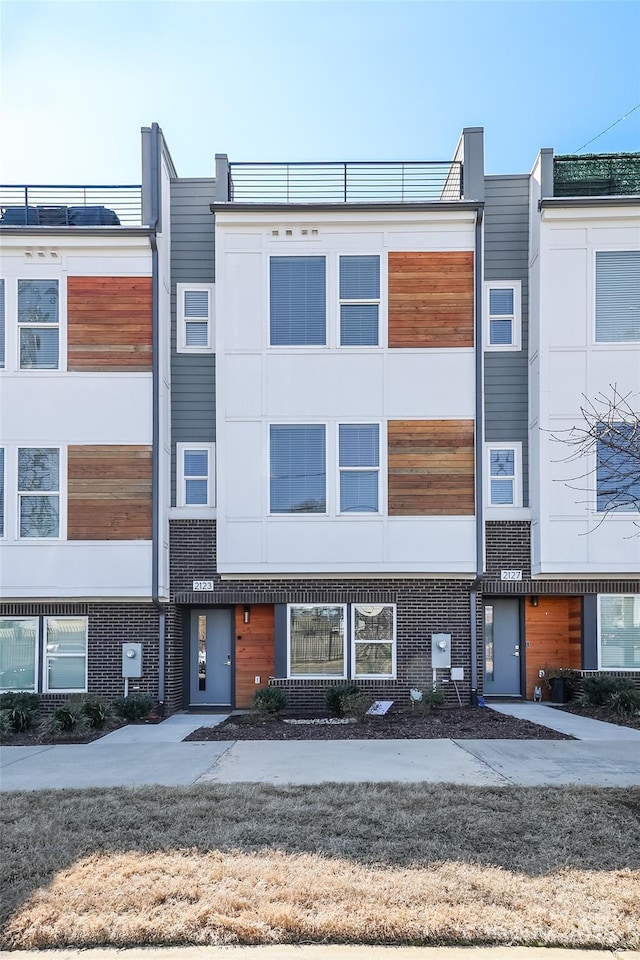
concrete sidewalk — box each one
[2,946,638,960]
[2,706,640,791]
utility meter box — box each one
[431,633,452,669]
[122,642,143,678]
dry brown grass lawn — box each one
[2,784,639,950]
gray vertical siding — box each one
[170,178,216,505]
[483,175,530,506]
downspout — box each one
[149,123,166,715]
[470,206,484,705]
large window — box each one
[339,424,380,513]
[288,605,346,677]
[595,251,640,342]
[0,618,38,691]
[270,425,326,513]
[18,279,59,369]
[177,443,216,508]
[18,448,60,538]
[485,281,521,350]
[596,423,640,513]
[270,256,326,346]
[352,604,395,677]
[339,255,380,346]
[599,596,640,670]
[177,283,214,353]
[44,618,88,692]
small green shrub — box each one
[72,695,113,729]
[0,710,13,737]
[326,684,360,716]
[252,687,287,715]
[0,692,40,732]
[39,701,88,739]
[338,691,370,723]
[417,687,446,711]
[112,693,155,722]
[607,687,640,717]
[579,675,634,707]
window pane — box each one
[184,290,209,318]
[355,643,392,676]
[270,425,326,513]
[47,618,87,655]
[186,479,208,505]
[599,596,640,668]
[18,280,59,323]
[597,423,640,512]
[339,424,379,467]
[354,605,394,643]
[490,449,514,477]
[0,619,37,691]
[47,657,86,690]
[596,251,640,342]
[340,256,380,299]
[20,496,59,537]
[489,288,514,316]
[340,471,378,512]
[20,327,59,369]
[340,304,379,346]
[289,605,344,676]
[490,479,514,505]
[185,321,209,347]
[270,257,326,345]
[489,317,513,345]
[184,450,208,477]
[0,279,4,368]
[484,605,494,681]
[18,449,59,491]
[0,447,4,538]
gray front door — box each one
[190,609,233,706]
[483,599,521,696]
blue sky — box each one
[1,0,639,184]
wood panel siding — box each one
[67,445,152,540]
[67,277,152,371]
[524,597,582,700]
[234,605,275,709]
[388,420,475,515]
[388,252,474,348]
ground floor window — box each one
[598,595,640,669]
[287,603,395,680]
[0,616,88,693]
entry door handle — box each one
[512,645,520,657]
[225,655,232,666]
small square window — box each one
[485,281,521,351]
[177,284,214,353]
[177,444,215,508]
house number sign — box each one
[193,580,214,591]
[500,570,523,581]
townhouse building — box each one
[1,126,638,713]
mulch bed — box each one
[557,703,640,731]
[185,707,572,741]
[0,721,129,747]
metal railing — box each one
[228,161,463,203]
[0,184,143,226]
[554,154,640,198]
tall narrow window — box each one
[44,618,87,692]
[270,257,326,345]
[485,281,521,350]
[0,279,5,368]
[18,447,60,538]
[0,618,38,691]
[177,444,215,507]
[270,425,326,513]
[177,284,214,352]
[352,604,395,677]
[339,424,380,513]
[18,279,59,369]
[340,255,380,346]
[0,447,4,538]
[488,447,517,506]
[595,251,640,342]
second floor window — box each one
[18,280,59,369]
[177,284,214,352]
[339,423,380,513]
[596,423,640,513]
[18,447,60,538]
[485,281,521,350]
[270,256,326,346]
[177,444,216,507]
[270,424,326,513]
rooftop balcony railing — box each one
[554,154,640,198]
[0,185,143,227]
[228,160,463,203]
